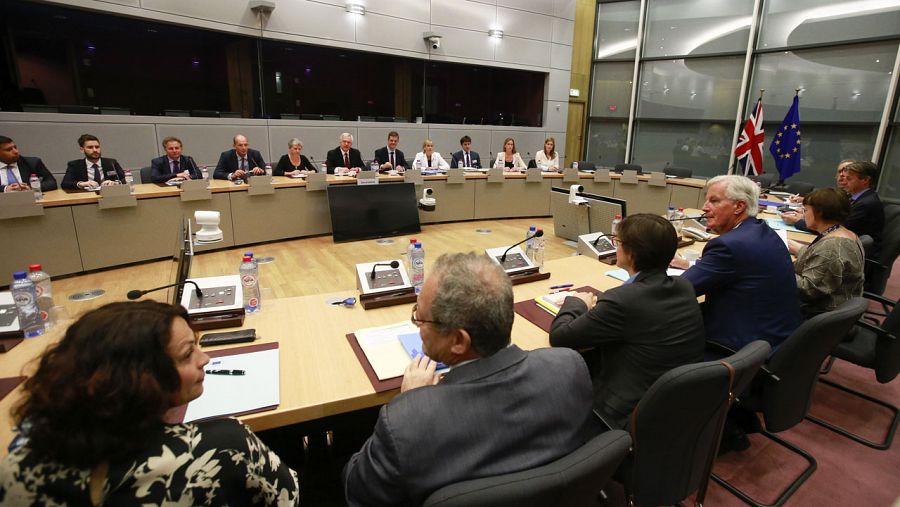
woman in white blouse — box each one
[412,139,450,170]
[494,137,527,171]
[535,137,559,171]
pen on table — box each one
[205,369,246,376]
[549,284,574,290]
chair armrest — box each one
[705,340,738,357]
[863,292,897,307]
[592,409,615,432]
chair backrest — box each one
[867,220,900,295]
[614,163,643,174]
[628,360,732,506]
[421,430,632,507]
[883,204,900,228]
[753,173,779,189]
[784,180,815,195]
[763,297,868,432]
[722,340,772,399]
[138,166,152,184]
[664,166,692,178]
[874,301,900,384]
[577,161,596,172]
[527,158,537,169]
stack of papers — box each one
[534,292,570,316]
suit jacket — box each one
[450,150,482,169]
[325,146,365,174]
[373,147,407,170]
[1,156,57,192]
[342,345,599,507]
[149,155,202,183]
[494,152,527,170]
[683,218,801,351]
[273,154,315,176]
[411,151,450,170]
[549,270,705,429]
[213,149,266,180]
[61,158,125,190]
[795,188,884,257]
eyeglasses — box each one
[411,303,442,327]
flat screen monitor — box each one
[171,218,193,305]
[327,183,421,243]
[550,187,626,239]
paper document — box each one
[355,321,420,380]
[534,292,570,316]
[775,229,790,248]
[765,218,815,235]
[606,268,683,282]
[184,346,280,423]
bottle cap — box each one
[529,226,536,231]
[410,238,417,244]
[13,271,27,280]
[29,264,43,271]
[244,252,253,258]
[615,214,622,218]
[415,242,422,248]
[242,256,251,262]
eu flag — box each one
[769,95,801,181]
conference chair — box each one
[664,166,693,178]
[806,293,899,449]
[22,104,58,113]
[280,113,300,120]
[138,166,152,185]
[863,216,900,296]
[100,106,131,115]
[421,430,631,507]
[783,180,815,196]
[614,163,643,174]
[164,109,190,117]
[576,161,596,172]
[527,159,537,169]
[59,104,98,114]
[710,297,869,507]
[883,203,900,227]
[615,358,735,507]
[300,113,323,120]
[753,173,778,190]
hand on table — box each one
[4,183,27,192]
[670,256,691,270]
[401,354,440,393]
[569,291,597,309]
[251,167,265,176]
[781,211,802,225]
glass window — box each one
[590,62,634,118]
[878,126,900,202]
[585,119,628,165]
[596,1,640,60]
[631,119,733,176]
[750,42,898,123]
[636,56,743,120]
[644,0,753,58]
[759,0,900,50]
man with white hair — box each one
[676,175,801,351]
[325,132,365,174]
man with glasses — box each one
[549,214,705,430]
[343,252,599,507]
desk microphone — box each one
[500,229,543,263]
[668,214,706,221]
[128,280,203,300]
[186,156,199,178]
[370,260,400,279]
[593,234,611,248]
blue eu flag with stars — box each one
[769,95,801,181]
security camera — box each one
[419,187,436,211]
[568,184,588,205]
[249,0,275,15]
[423,32,442,50]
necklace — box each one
[811,223,840,246]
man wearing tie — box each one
[325,133,365,174]
[0,136,57,193]
[373,131,407,172]
[213,134,266,181]
[450,135,481,169]
[61,134,125,190]
[149,137,202,183]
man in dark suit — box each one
[449,135,482,169]
[61,134,125,190]
[0,136,57,192]
[213,134,266,181]
[149,136,202,183]
[677,175,801,351]
[372,131,407,172]
[326,133,365,174]
[550,214,705,429]
[343,252,599,507]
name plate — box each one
[447,168,465,184]
[525,168,543,183]
[248,174,275,195]
[180,179,212,201]
[620,170,639,184]
[648,171,667,187]
[593,168,612,182]
[306,172,327,191]
[357,170,379,186]
[487,168,505,183]
[0,191,44,220]
[98,184,137,209]
[562,168,580,183]
[404,169,424,185]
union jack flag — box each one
[734,98,765,176]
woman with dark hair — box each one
[0,301,299,506]
[788,187,864,318]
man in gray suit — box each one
[343,252,599,506]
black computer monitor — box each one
[327,183,421,243]
[171,219,193,305]
[550,187,627,239]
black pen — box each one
[205,369,245,376]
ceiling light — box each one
[489,29,504,39]
[345,3,365,15]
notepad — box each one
[765,218,815,235]
[534,291,570,316]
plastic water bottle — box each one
[573,161,579,171]
[201,165,210,180]
[406,238,417,272]
[533,234,545,271]
[611,214,622,235]
[11,272,43,338]
[240,255,260,313]
[27,264,54,329]
[370,160,379,172]
[29,174,41,201]
[410,242,425,293]
[667,206,676,221]
[525,225,537,261]
[265,163,273,177]
[673,208,686,237]
[320,162,327,174]
[124,168,134,193]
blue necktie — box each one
[5,166,17,185]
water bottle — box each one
[370,160,379,172]
[410,242,425,293]
[124,168,134,193]
[406,238,417,272]
[320,162,327,174]
[573,161,579,171]
[673,208,686,237]
[239,255,260,313]
[666,206,675,221]
[200,165,210,180]
[27,264,54,329]
[11,272,44,338]
[265,163,273,177]
[533,234,545,271]
[29,174,41,202]
[525,225,536,261]
[611,214,622,235]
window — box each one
[644,0,753,58]
[758,0,900,50]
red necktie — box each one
[344,152,350,168]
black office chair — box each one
[138,166,153,185]
[864,216,900,296]
[527,159,537,169]
[618,359,734,507]
[664,166,692,178]
[883,203,900,227]
[421,430,632,507]
[753,173,779,190]
[783,180,815,196]
[614,163,643,174]
[711,297,869,507]
[576,161,596,172]
[806,293,899,449]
